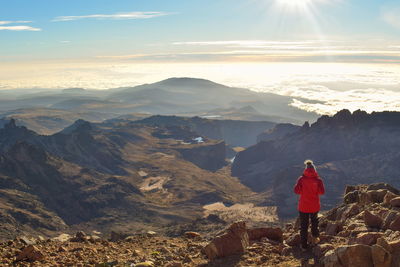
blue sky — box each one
[1,0,400,63]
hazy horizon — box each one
[1,0,400,115]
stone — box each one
[58,246,67,252]
[70,231,87,242]
[164,262,183,267]
[382,211,399,230]
[184,232,201,238]
[377,237,393,253]
[18,236,36,246]
[285,233,301,247]
[110,231,129,242]
[203,221,249,260]
[367,183,400,195]
[364,210,383,229]
[389,215,400,231]
[371,244,391,267]
[345,185,357,195]
[349,232,383,246]
[321,249,343,267]
[390,197,400,207]
[147,231,157,237]
[336,244,373,267]
[313,243,334,259]
[52,233,71,242]
[384,192,398,206]
[344,190,359,204]
[15,245,45,262]
[134,261,154,267]
[325,221,341,236]
[247,227,283,242]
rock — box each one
[203,221,249,260]
[367,183,400,195]
[359,191,373,205]
[247,227,283,242]
[371,244,391,267]
[70,231,88,242]
[313,243,335,259]
[376,237,393,253]
[58,246,67,252]
[336,244,373,267]
[384,192,398,206]
[147,231,157,237]
[18,236,36,246]
[345,185,357,195]
[110,231,129,242]
[368,190,389,203]
[344,190,359,204]
[184,232,200,239]
[325,221,341,236]
[281,246,293,256]
[389,216,400,231]
[390,197,400,207]
[16,245,45,262]
[382,211,399,230]
[349,232,383,246]
[52,233,71,242]
[134,261,154,267]
[285,233,301,247]
[364,210,383,228]
[164,262,183,267]
[321,249,343,267]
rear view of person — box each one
[294,160,325,250]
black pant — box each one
[299,211,319,248]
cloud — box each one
[0,26,41,31]
[0,20,32,25]
[0,20,40,31]
[53,11,172,22]
[382,6,400,29]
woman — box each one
[294,160,325,250]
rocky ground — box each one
[2,182,400,267]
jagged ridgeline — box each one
[233,109,400,217]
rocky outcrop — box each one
[232,110,400,217]
[203,221,250,260]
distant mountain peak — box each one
[4,118,17,129]
[60,119,92,134]
[157,77,227,88]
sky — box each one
[1,0,400,114]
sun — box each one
[277,0,313,8]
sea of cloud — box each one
[0,61,399,115]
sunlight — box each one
[277,0,313,8]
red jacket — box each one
[294,168,325,213]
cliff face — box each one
[232,110,400,217]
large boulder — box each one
[389,216,400,231]
[349,232,383,246]
[364,210,383,229]
[390,197,400,208]
[384,192,398,206]
[247,227,283,242]
[336,244,373,267]
[16,245,45,262]
[371,244,391,267]
[321,244,374,267]
[203,221,249,260]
